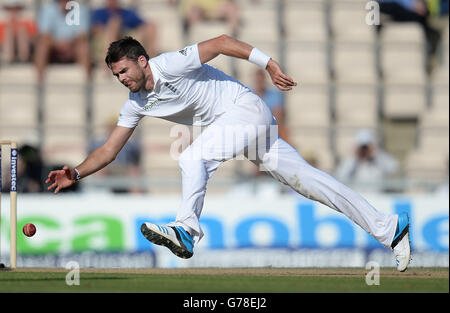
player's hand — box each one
[266,59,297,91]
[45,165,76,194]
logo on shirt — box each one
[164,82,179,94]
[143,99,161,111]
[178,48,187,56]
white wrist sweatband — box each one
[248,48,271,69]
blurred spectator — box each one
[334,129,399,192]
[0,0,37,63]
[89,116,144,194]
[252,68,289,143]
[377,0,443,71]
[17,143,45,193]
[34,0,92,82]
[171,0,241,40]
[91,0,158,70]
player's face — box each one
[110,57,146,93]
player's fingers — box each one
[47,171,57,178]
[275,83,291,91]
[274,78,293,90]
[46,174,57,184]
[277,74,296,86]
[276,78,293,88]
[280,73,296,85]
[273,73,290,83]
[54,186,61,194]
[47,182,57,190]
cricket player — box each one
[46,35,411,271]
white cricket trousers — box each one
[167,92,397,248]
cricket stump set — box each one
[0,140,18,270]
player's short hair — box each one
[105,36,150,68]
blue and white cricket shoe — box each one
[140,223,194,259]
[391,212,411,272]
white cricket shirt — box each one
[117,43,251,128]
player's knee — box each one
[178,149,205,173]
[178,147,194,165]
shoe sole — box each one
[397,229,411,272]
[140,224,193,259]
[392,215,411,272]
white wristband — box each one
[248,48,271,69]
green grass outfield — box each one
[0,267,448,293]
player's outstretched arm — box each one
[197,34,297,91]
[45,126,135,194]
[197,34,253,64]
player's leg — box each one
[168,153,222,240]
[140,130,236,258]
[140,154,222,258]
[255,137,397,246]
[168,95,273,239]
[141,93,273,257]
[251,137,410,270]
[168,93,273,238]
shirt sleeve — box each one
[117,99,143,128]
[154,43,202,79]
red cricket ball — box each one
[23,223,36,237]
